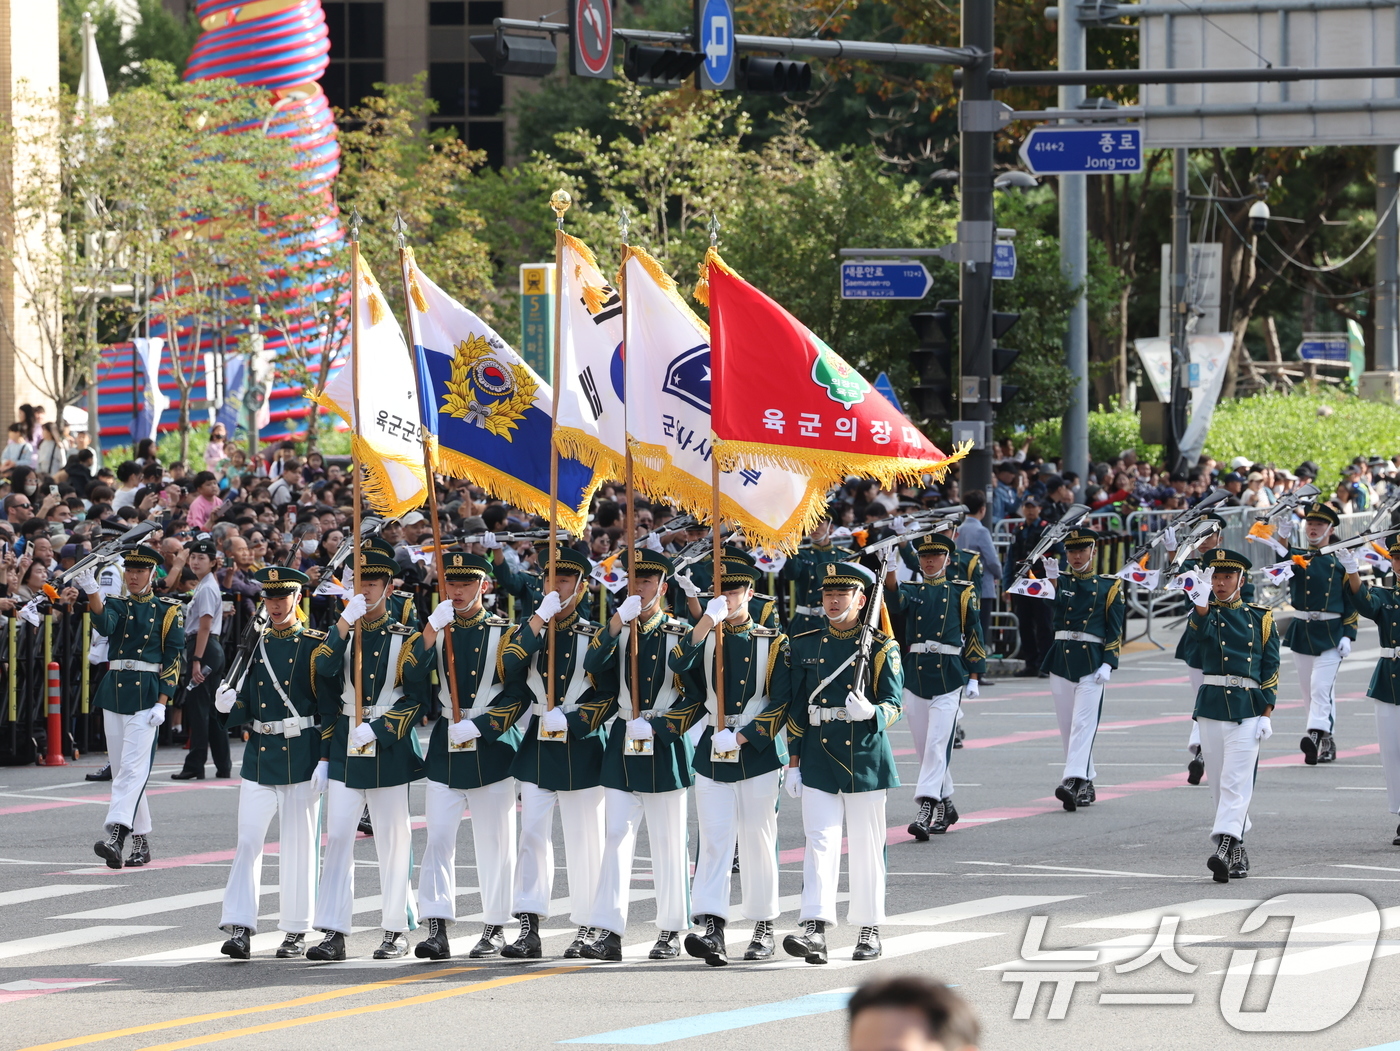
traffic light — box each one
[624,46,707,88]
[735,56,811,93]
[909,307,958,422]
[470,32,559,77]
[990,311,1022,407]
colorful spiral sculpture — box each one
[97,0,346,448]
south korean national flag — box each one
[591,555,629,594]
[1008,576,1055,600]
[1115,562,1160,590]
[1259,560,1296,585]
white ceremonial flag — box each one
[621,246,825,553]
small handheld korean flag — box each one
[1008,576,1055,600]
[753,549,788,575]
[591,554,629,594]
[1165,569,1199,592]
[1260,559,1295,585]
[1361,541,1391,571]
[1115,561,1160,590]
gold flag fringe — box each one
[619,244,711,335]
[692,246,741,308]
[711,437,973,490]
[433,444,594,536]
[559,232,598,271]
[351,434,428,520]
[553,425,627,482]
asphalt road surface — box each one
[5,619,1400,1051]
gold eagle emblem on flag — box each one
[442,334,537,441]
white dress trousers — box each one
[512,781,605,926]
[314,779,415,935]
[418,777,517,926]
[690,770,781,924]
[1375,702,1400,815]
[220,778,321,934]
[799,786,887,928]
[1293,648,1343,733]
[1187,668,1203,751]
[102,709,157,835]
[1196,716,1260,843]
[1047,672,1103,781]
[587,787,690,936]
[902,687,961,801]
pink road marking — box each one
[0,780,235,817]
[0,979,116,1004]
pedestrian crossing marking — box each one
[559,986,856,1043]
[882,894,1081,926]
[1068,899,1263,929]
[54,889,262,921]
[0,926,175,961]
[0,979,117,1005]
[0,886,122,908]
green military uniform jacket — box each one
[425,607,529,791]
[390,591,420,631]
[784,624,903,794]
[666,619,790,782]
[220,623,327,784]
[503,609,606,792]
[682,561,780,629]
[314,610,431,789]
[1354,583,1400,704]
[781,542,853,634]
[886,575,986,697]
[92,592,183,713]
[1173,556,1255,666]
[1041,571,1125,681]
[897,545,982,596]
[584,609,694,793]
[493,557,543,622]
[1285,546,1359,654]
[1189,599,1280,721]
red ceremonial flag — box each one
[698,249,966,485]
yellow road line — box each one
[135,968,584,1051]
[18,967,479,1051]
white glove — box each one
[675,571,701,598]
[964,679,980,699]
[1338,549,1360,574]
[535,590,563,623]
[72,567,98,593]
[1093,663,1112,685]
[618,594,643,623]
[1187,567,1214,607]
[480,531,501,550]
[891,515,907,535]
[147,703,167,728]
[1339,637,1352,658]
[1162,526,1178,551]
[644,532,664,553]
[711,727,739,753]
[428,599,456,631]
[845,690,877,721]
[1276,516,1294,543]
[350,721,376,749]
[785,767,803,798]
[625,717,654,741]
[1041,557,1060,580]
[449,718,481,744]
[214,685,237,714]
[1254,715,1273,742]
[341,593,368,625]
[704,596,730,623]
[542,706,568,733]
[310,760,328,795]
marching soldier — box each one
[884,534,985,840]
[307,547,431,962]
[79,544,183,868]
[1345,539,1400,844]
[1184,549,1279,881]
[666,549,790,966]
[1032,528,1125,811]
[361,534,421,629]
[414,551,527,961]
[783,561,903,965]
[213,567,327,959]
[580,550,694,962]
[780,518,853,636]
[499,547,608,961]
[1285,503,1360,764]
[675,541,780,630]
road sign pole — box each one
[959,0,994,498]
[1167,148,1191,474]
[1377,145,1399,372]
[1058,5,1089,483]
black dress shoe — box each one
[94,824,129,869]
[683,914,728,967]
[306,931,346,961]
[732,846,740,874]
[373,931,408,959]
[1301,731,1320,765]
[580,930,622,961]
[852,926,882,961]
[562,926,594,959]
[85,764,111,782]
[358,807,374,836]
[907,799,933,842]
[215,770,232,779]
[170,770,204,781]
[953,723,965,749]
[220,926,251,960]
[1229,841,1250,879]
[1393,822,1400,847]
[743,921,775,961]
[468,924,505,959]
[276,933,306,958]
[649,931,681,960]
[415,918,451,960]
[500,914,542,959]
[1208,834,1235,884]
[782,920,827,965]
[1187,749,1205,785]
[931,798,959,834]
[1076,781,1094,808]
[125,833,151,867]
[1054,778,1079,812]
[1319,734,1337,763]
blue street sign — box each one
[839,260,932,300]
[873,371,905,415]
[993,242,1016,281]
[696,0,735,90]
[1299,335,1349,362]
[1018,126,1142,175]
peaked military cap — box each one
[442,549,493,581]
[916,533,957,556]
[358,549,400,580]
[547,547,592,576]
[1062,527,1100,549]
[821,560,877,590]
[1304,502,1340,528]
[122,543,162,569]
[1389,534,1400,557]
[361,534,398,560]
[254,565,309,594]
[624,548,674,577]
[1200,547,1251,573]
[719,548,761,587]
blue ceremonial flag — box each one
[403,251,602,533]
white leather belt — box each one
[794,605,823,617]
[1297,611,1340,621]
[1054,631,1103,644]
[341,702,395,719]
[709,713,744,728]
[255,715,316,735]
[809,706,852,722]
[1382,647,1398,659]
[112,659,160,673]
[1203,674,1261,689]
[909,641,963,656]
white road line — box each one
[105,929,373,967]
[0,926,175,960]
[882,895,1082,927]
[1068,899,1263,929]
[53,888,262,921]
[0,885,122,908]
[757,930,999,970]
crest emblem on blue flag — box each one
[662,345,711,412]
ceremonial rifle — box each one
[1008,504,1092,585]
[1169,517,1227,570]
[219,524,314,694]
[1319,528,1395,556]
[52,520,159,590]
[312,516,386,597]
[1258,482,1321,528]
[847,545,899,708]
[1125,487,1230,567]
[1366,489,1400,534]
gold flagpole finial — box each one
[550,189,572,229]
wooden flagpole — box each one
[707,214,725,726]
[618,218,643,744]
[348,212,365,739]
[545,190,571,719]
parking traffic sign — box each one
[1019,126,1142,175]
[839,261,932,299]
[696,0,735,90]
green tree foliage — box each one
[59,0,200,93]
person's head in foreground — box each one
[848,976,979,1051]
